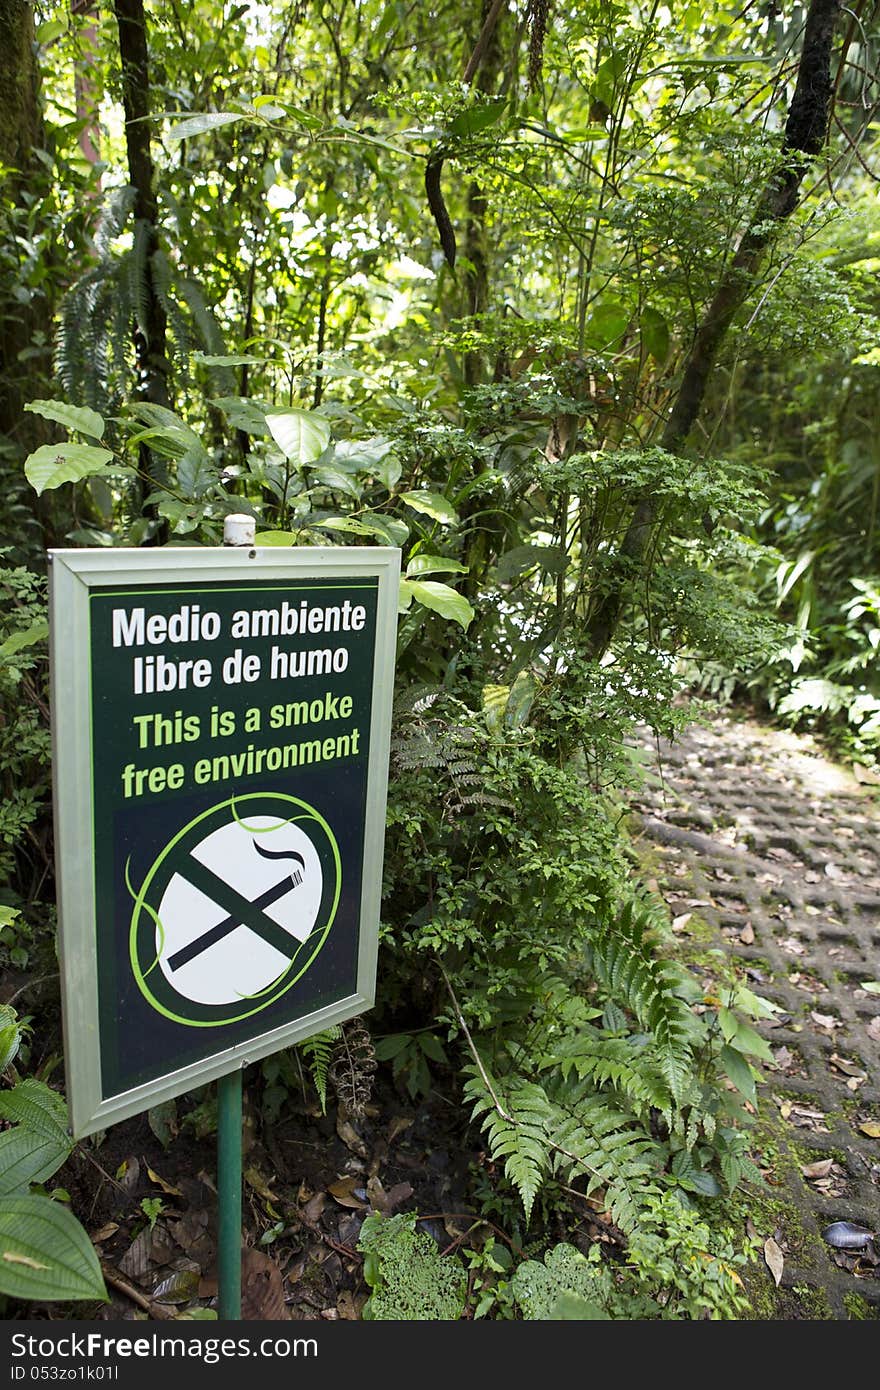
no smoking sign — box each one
[50,546,399,1137]
[129,792,341,1027]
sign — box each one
[49,545,399,1137]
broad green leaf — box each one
[0,1194,107,1302]
[399,490,459,526]
[0,620,48,660]
[406,554,468,578]
[408,580,474,629]
[640,306,670,364]
[719,1044,757,1104]
[506,672,537,728]
[494,545,567,583]
[550,1294,610,1319]
[212,396,271,435]
[253,531,295,546]
[360,512,408,546]
[192,353,266,367]
[310,465,361,499]
[482,684,509,730]
[266,409,331,464]
[0,1020,21,1074]
[0,1078,68,1136]
[398,578,415,613]
[0,1123,72,1195]
[684,1170,721,1197]
[24,400,104,440]
[859,981,880,995]
[167,112,247,140]
[585,301,629,352]
[177,448,217,499]
[24,444,113,496]
[449,99,507,138]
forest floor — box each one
[13,709,880,1322]
[631,710,880,1319]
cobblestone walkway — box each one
[631,714,880,1318]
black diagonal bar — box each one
[167,856,303,972]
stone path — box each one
[631,713,880,1318]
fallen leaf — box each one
[848,1077,866,1092]
[336,1113,368,1157]
[387,1115,413,1145]
[829,1053,866,1079]
[244,1166,279,1204]
[859,1121,880,1139]
[739,922,755,945]
[867,1018,880,1044]
[779,1099,793,1120]
[824,862,843,879]
[328,1176,369,1209]
[118,1228,152,1283]
[116,1155,141,1191]
[859,981,880,996]
[810,1011,841,1031]
[146,1165,183,1198]
[672,912,693,932]
[764,1236,784,1287]
[801,1158,833,1180]
[152,1267,200,1305]
[336,1290,363,1320]
[241,1248,287,1321]
[300,1190,327,1225]
[90,1222,119,1243]
[779,938,806,955]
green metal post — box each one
[217,1068,242,1320]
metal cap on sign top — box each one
[223,513,256,547]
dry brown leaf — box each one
[90,1222,119,1243]
[764,1237,784,1287]
[116,1156,140,1191]
[739,922,755,945]
[300,1191,327,1225]
[801,1158,833,1180]
[829,1053,866,1079]
[810,1011,841,1031]
[672,912,693,932]
[866,1017,880,1044]
[241,1248,287,1321]
[117,1228,152,1283]
[780,938,806,956]
[859,1121,880,1138]
[243,1166,279,1204]
[146,1165,183,1198]
[336,1112,368,1158]
[336,1290,363,1320]
[327,1176,369,1209]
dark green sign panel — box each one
[50,549,399,1137]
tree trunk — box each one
[113,0,170,497]
[585,0,842,658]
[0,0,51,459]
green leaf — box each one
[0,1024,21,1074]
[0,620,49,660]
[719,1044,757,1104]
[192,353,266,367]
[0,1079,68,1136]
[859,981,880,995]
[726,1018,774,1064]
[407,580,474,629]
[0,1124,72,1195]
[585,301,629,352]
[406,554,468,578]
[167,112,247,140]
[494,545,567,582]
[212,396,271,435]
[399,490,459,526]
[24,443,114,496]
[0,1194,107,1302]
[639,307,670,364]
[266,409,331,464]
[449,99,508,138]
[254,531,295,547]
[24,400,105,440]
[685,1170,721,1197]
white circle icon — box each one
[154,815,323,1007]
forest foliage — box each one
[0,0,878,1319]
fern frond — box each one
[297,1025,341,1115]
[542,1028,673,1117]
[586,900,695,1105]
[465,1071,553,1223]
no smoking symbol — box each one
[129,793,341,1027]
